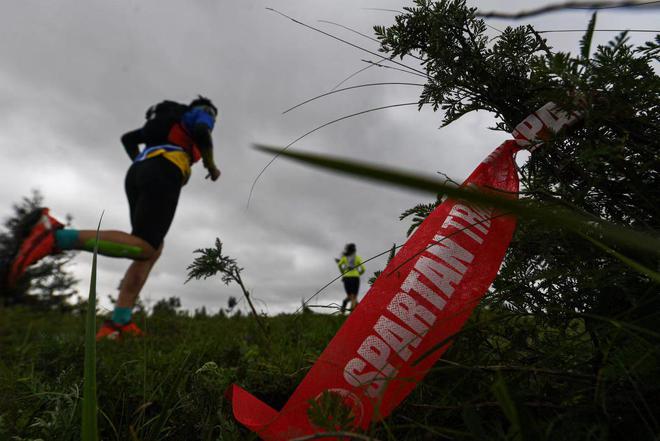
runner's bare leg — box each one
[116,244,163,308]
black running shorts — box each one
[342,277,360,296]
[125,156,183,249]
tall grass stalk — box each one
[81,215,102,440]
[253,144,660,273]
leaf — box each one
[579,232,660,283]
[81,213,101,441]
[491,372,540,441]
[579,12,597,62]
[400,201,440,236]
[307,390,357,432]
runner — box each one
[5,96,221,340]
[335,243,365,313]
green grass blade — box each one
[491,372,537,441]
[253,144,660,264]
[579,232,660,283]
[82,213,103,441]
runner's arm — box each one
[121,129,144,161]
[357,256,365,275]
[192,124,220,180]
[337,256,347,273]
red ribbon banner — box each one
[229,102,580,440]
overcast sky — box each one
[0,0,656,315]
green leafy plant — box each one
[186,238,270,338]
[307,390,358,433]
[368,242,397,285]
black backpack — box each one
[142,100,189,146]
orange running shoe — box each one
[95,320,122,341]
[7,208,64,287]
[119,321,144,337]
[95,320,144,341]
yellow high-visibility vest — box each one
[337,254,365,278]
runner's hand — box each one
[206,166,221,181]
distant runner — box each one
[5,96,221,340]
[335,243,365,313]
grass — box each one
[81,224,101,440]
[1,305,658,440]
[0,308,344,441]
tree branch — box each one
[477,1,660,19]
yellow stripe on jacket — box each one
[144,149,192,183]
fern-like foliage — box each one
[186,238,242,286]
[368,242,398,285]
[400,200,441,237]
